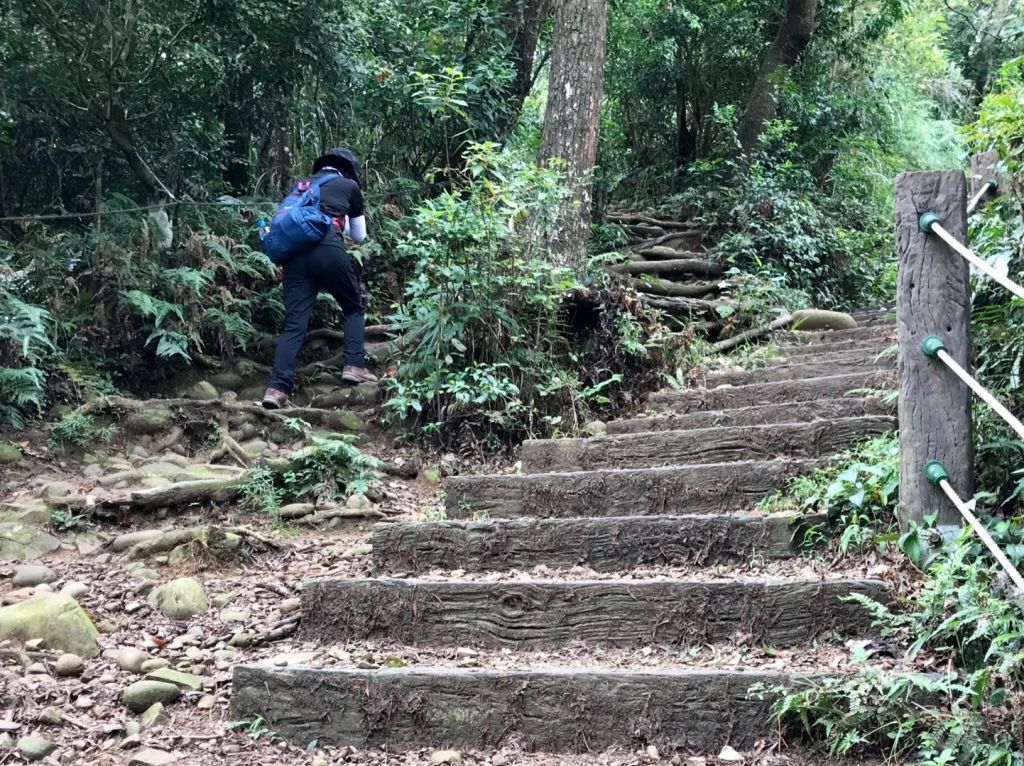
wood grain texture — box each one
[895,171,972,528]
[444,459,816,518]
[784,326,895,344]
[648,370,895,414]
[609,259,725,278]
[232,665,801,753]
[521,416,896,473]
[301,577,887,648]
[608,397,895,434]
[970,150,1003,200]
[703,358,891,387]
[764,348,894,368]
[371,513,820,573]
[768,339,891,359]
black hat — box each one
[312,147,361,187]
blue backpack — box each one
[261,173,338,264]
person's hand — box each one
[276,267,284,283]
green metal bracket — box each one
[919,212,942,233]
[986,178,999,192]
[925,460,949,486]
[922,335,946,358]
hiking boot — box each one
[261,387,288,409]
[342,366,378,385]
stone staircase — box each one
[232,306,898,758]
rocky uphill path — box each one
[233,304,899,759]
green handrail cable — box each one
[925,460,1024,593]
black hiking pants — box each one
[266,243,365,393]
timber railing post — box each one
[895,170,973,531]
[970,149,1003,205]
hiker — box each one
[262,147,376,410]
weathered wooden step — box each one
[444,459,814,519]
[521,416,896,473]
[764,345,893,366]
[784,325,895,344]
[233,665,798,753]
[649,370,894,413]
[301,577,886,648]
[770,338,891,358]
[704,358,891,387]
[611,396,894,433]
[372,513,819,574]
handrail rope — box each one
[926,461,1024,594]
[0,199,247,223]
[920,212,1024,303]
[967,178,999,216]
[922,336,1024,440]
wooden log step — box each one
[609,212,697,230]
[609,396,895,434]
[299,577,887,648]
[704,358,891,387]
[765,347,894,367]
[232,665,800,754]
[785,326,895,344]
[521,416,896,473]
[372,513,820,574]
[649,370,895,414]
[636,230,705,251]
[623,276,721,298]
[610,258,725,278]
[444,459,816,519]
[767,338,892,359]
[639,296,735,316]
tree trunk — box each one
[539,0,608,272]
[222,75,254,193]
[498,0,552,137]
[736,0,817,157]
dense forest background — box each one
[1,0,1022,448]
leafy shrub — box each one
[383,142,667,450]
[770,526,1024,765]
[0,285,53,426]
[760,432,900,556]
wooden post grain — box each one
[895,170,973,530]
[970,150,1003,200]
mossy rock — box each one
[0,593,99,657]
[186,381,219,401]
[209,372,245,391]
[791,309,858,331]
[127,408,174,436]
[148,577,208,620]
[0,522,60,560]
[0,442,22,465]
[121,681,180,713]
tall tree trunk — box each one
[736,0,817,156]
[674,40,695,165]
[539,0,608,272]
[499,0,551,137]
[222,74,253,193]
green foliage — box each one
[240,465,284,522]
[0,287,53,426]
[383,142,663,449]
[49,508,94,533]
[760,433,900,555]
[48,410,116,450]
[770,526,1024,764]
[281,434,378,505]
